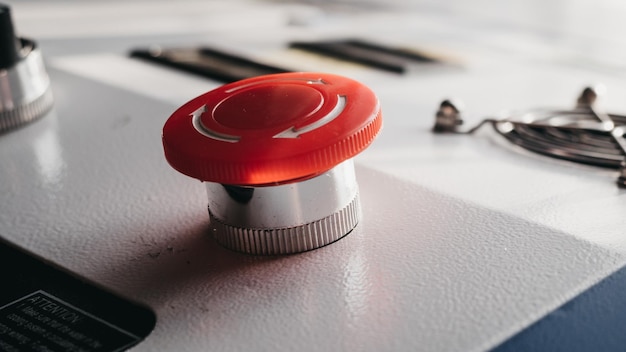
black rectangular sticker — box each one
[0,239,156,352]
[0,291,139,352]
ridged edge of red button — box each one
[164,109,381,185]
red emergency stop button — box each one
[162,72,382,255]
[163,72,381,185]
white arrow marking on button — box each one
[191,105,241,143]
[273,95,346,139]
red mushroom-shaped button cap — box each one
[162,72,382,185]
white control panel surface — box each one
[2,1,626,351]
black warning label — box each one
[0,290,139,352]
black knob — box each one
[0,3,53,132]
[0,4,21,69]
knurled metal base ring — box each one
[0,87,54,133]
[210,194,361,255]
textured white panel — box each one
[2,0,626,351]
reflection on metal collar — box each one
[206,159,361,255]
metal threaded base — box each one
[0,86,53,133]
[210,194,361,255]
